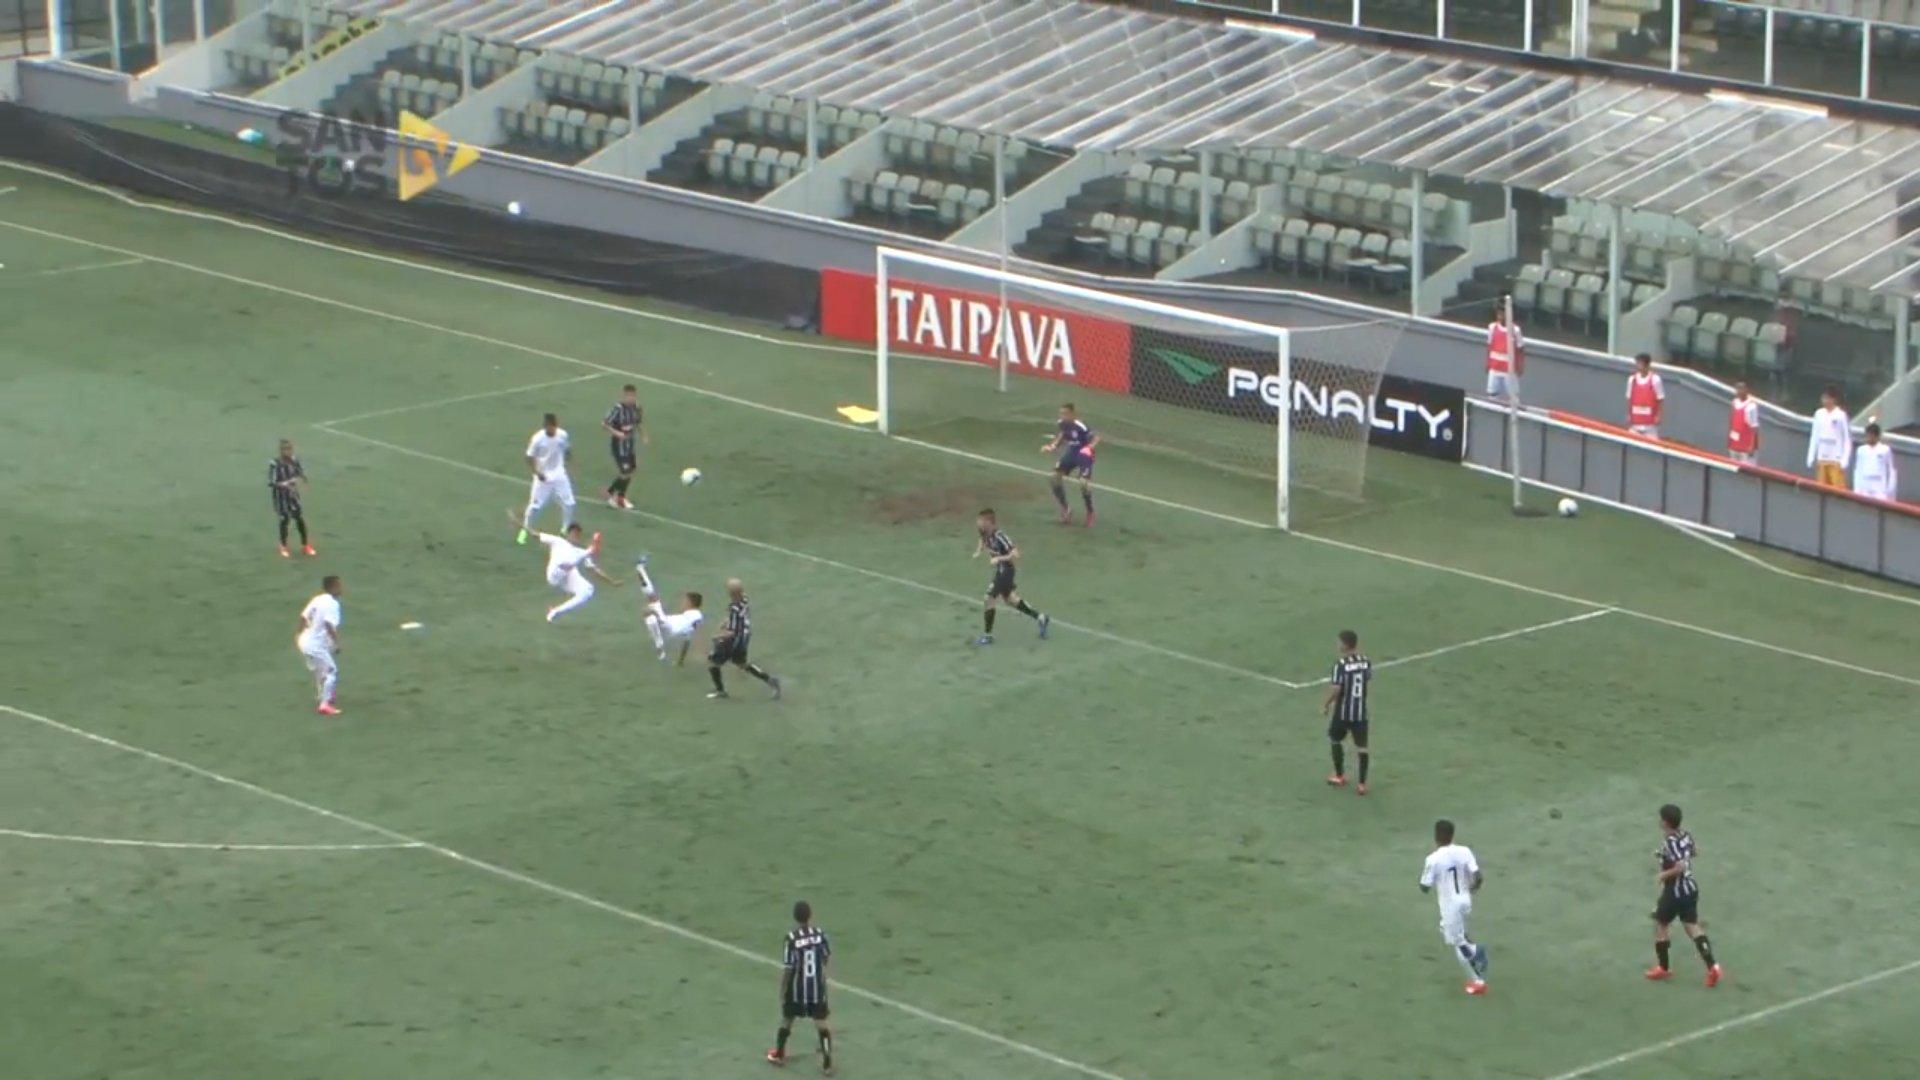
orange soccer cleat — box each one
[764,1049,786,1067]
[1644,966,1673,981]
[1326,774,1347,787]
[302,544,317,557]
[316,701,341,716]
[278,544,291,558]
[1705,964,1724,988]
[1465,980,1488,996]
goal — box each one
[857,247,1403,529]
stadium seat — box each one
[1131,220,1163,265]
[1157,225,1190,268]
[1221,180,1253,225]
[750,146,780,187]
[1329,227,1363,280]
[1146,168,1177,214]
[1107,216,1138,262]
[1337,179,1368,221]
[936,183,967,226]
[868,172,899,215]
[1303,222,1337,276]
[1570,274,1605,331]
[1310,174,1340,217]
[962,188,991,223]
[1512,264,1546,314]
[1539,269,1575,325]
[891,175,924,216]
[1664,305,1699,356]
[583,113,608,152]
[1274,218,1308,274]
[773,150,802,188]
[1751,322,1789,378]
[1692,311,1730,363]
[1123,163,1153,205]
[1251,217,1278,264]
[1629,283,1659,310]
[1725,317,1760,367]
[1391,188,1416,232]
[1374,238,1412,292]
[1362,183,1394,229]
[1286,169,1318,212]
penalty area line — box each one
[319,372,606,426]
[1543,956,1920,1079]
[0,704,1128,1080]
[313,423,1306,691]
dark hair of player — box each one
[1434,819,1455,844]
[1338,629,1358,650]
[543,412,558,425]
[622,384,636,393]
[686,590,703,608]
[1822,384,1840,402]
[1867,422,1882,438]
[321,574,341,592]
[1660,803,1683,829]
[978,508,996,521]
[1634,352,1652,368]
[1061,402,1076,414]
[793,900,811,924]
[565,523,583,536]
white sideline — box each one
[1670,523,1920,611]
[0,827,423,852]
[10,256,145,278]
[1543,956,1920,1079]
[317,372,606,426]
[5,212,1919,693]
[314,423,1306,690]
[0,704,1128,1080]
[1368,609,1614,675]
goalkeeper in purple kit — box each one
[1042,402,1099,527]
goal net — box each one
[846,248,1406,528]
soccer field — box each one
[4,163,1920,1080]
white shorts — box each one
[299,643,336,676]
[527,473,576,513]
[1485,371,1517,399]
[1438,898,1473,947]
[1728,450,1755,464]
[1629,423,1660,439]
[648,604,699,640]
[550,567,593,597]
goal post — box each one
[850,247,1403,530]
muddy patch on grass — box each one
[872,481,1035,525]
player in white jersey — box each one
[633,556,705,663]
[509,510,619,621]
[1852,422,1899,501]
[295,575,344,715]
[518,412,576,544]
[1419,819,1488,996]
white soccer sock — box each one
[637,565,656,594]
[1453,942,1478,980]
[645,614,666,651]
[319,669,337,703]
[561,500,576,530]
[549,584,594,620]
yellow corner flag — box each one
[836,405,880,425]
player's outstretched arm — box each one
[585,561,622,586]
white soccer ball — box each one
[506,200,523,216]
[680,467,702,487]
[1557,497,1580,518]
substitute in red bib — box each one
[1625,353,1665,438]
[1726,380,1760,464]
[1485,294,1524,400]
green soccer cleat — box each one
[516,528,529,545]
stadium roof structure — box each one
[340,0,1920,297]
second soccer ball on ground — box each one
[1557,497,1580,518]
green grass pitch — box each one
[3,164,1919,1080]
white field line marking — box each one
[319,372,605,426]
[0,827,423,852]
[0,704,1126,1080]
[11,256,146,278]
[0,185,16,196]
[1543,956,1920,1080]
[1367,608,1614,676]
[0,161,875,357]
[1671,522,1920,611]
[315,423,1304,690]
[5,216,1918,692]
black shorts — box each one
[610,437,636,471]
[1327,717,1369,748]
[987,564,1017,600]
[783,999,829,1021]
[1653,890,1700,926]
[709,637,749,666]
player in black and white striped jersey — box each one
[269,439,315,558]
[766,900,833,1073]
[1647,803,1724,986]
[1322,630,1372,794]
[707,578,781,700]
[601,384,645,509]
[972,509,1049,646]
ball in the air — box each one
[1557,497,1580,518]
[506,200,523,216]
[680,467,702,487]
